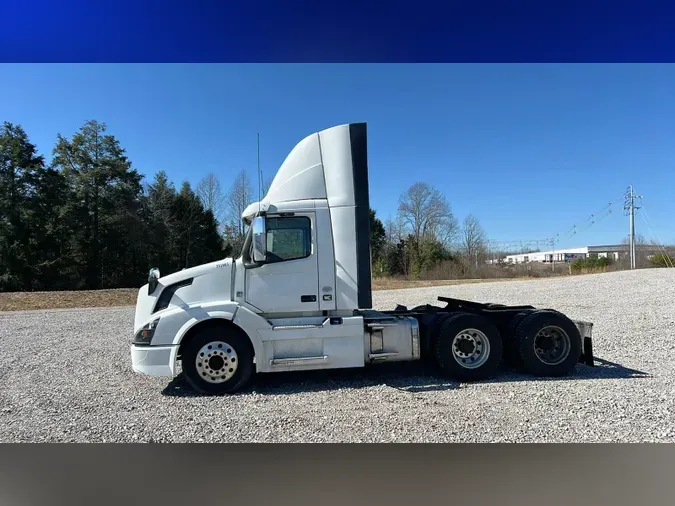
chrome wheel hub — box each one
[452,328,490,369]
[195,341,239,383]
[534,326,571,366]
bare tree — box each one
[225,170,253,235]
[397,182,458,246]
[196,172,225,224]
[384,215,406,243]
[222,169,254,257]
[461,214,488,268]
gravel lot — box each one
[1,269,674,442]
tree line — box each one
[0,120,224,291]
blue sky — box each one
[1,64,673,250]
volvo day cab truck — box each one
[131,123,595,394]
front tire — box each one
[432,312,503,382]
[181,325,254,394]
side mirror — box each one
[251,216,267,263]
[148,268,160,295]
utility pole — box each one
[623,184,642,270]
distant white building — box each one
[502,244,634,264]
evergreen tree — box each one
[0,122,50,290]
[142,170,178,273]
[369,208,386,262]
[26,164,69,289]
[51,120,143,289]
[172,182,223,269]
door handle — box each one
[301,295,317,302]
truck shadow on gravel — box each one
[161,357,649,397]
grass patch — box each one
[0,289,139,312]
[1,272,599,311]
[1,279,506,311]
[371,277,514,290]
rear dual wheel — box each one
[502,311,529,368]
[513,310,581,377]
[430,309,581,381]
[432,313,503,382]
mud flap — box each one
[582,336,595,366]
[574,320,595,367]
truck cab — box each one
[131,122,594,394]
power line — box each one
[486,188,643,266]
[486,186,673,272]
[565,206,615,239]
[557,196,624,242]
[488,194,622,254]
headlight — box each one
[133,318,160,345]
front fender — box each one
[172,310,238,347]
[143,301,236,346]
[148,301,270,372]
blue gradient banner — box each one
[1,0,675,62]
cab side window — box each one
[265,216,311,263]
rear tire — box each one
[181,325,254,394]
[432,312,503,382]
[421,312,453,361]
[514,310,581,377]
[502,311,530,368]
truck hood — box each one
[134,258,234,331]
[157,258,233,287]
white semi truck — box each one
[131,122,595,394]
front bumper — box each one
[573,320,595,366]
[131,344,178,377]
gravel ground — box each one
[1,269,674,442]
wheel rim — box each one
[451,328,490,369]
[195,341,239,383]
[533,325,571,365]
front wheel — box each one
[432,312,503,382]
[181,325,254,395]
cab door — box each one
[245,213,320,313]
